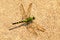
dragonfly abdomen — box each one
[12,21,23,25]
[12,17,34,25]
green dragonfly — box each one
[9,3,45,35]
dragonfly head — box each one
[33,16,35,20]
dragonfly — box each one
[9,3,45,35]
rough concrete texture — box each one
[0,0,60,40]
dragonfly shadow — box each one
[9,23,27,30]
[9,21,33,30]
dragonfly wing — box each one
[26,23,37,35]
[20,3,32,19]
[33,22,46,32]
[20,4,27,19]
[26,3,32,18]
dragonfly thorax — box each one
[23,16,35,22]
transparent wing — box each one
[20,4,27,19]
[20,3,32,19]
[26,23,37,35]
[26,3,32,18]
[33,22,46,32]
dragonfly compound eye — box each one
[33,17,35,20]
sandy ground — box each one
[0,0,60,40]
